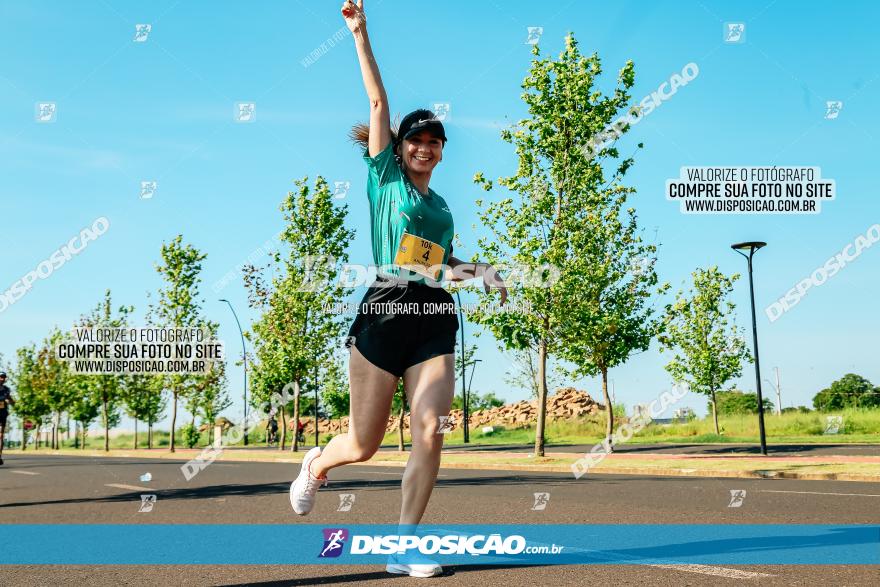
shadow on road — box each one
[221,564,545,585]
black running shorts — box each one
[345,276,459,378]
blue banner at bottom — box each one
[0,524,877,565]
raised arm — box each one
[342,0,390,157]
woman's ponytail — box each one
[348,114,401,151]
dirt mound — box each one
[291,387,603,435]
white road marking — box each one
[105,483,153,491]
[651,564,773,579]
[760,490,880,498]
[8,470,40,475]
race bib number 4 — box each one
[394,232,445,280]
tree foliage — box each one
[813,374,879,411]
[659,267,752,434]
[471,33,661,454]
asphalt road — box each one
[383,442,880,457]
[1,453,878,586]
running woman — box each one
[289,0,507,577]
[0,372,15,466]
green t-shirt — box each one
[363,141,455,285]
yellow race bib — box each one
[394,232,445,281]
[0,400,5,409]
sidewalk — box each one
[11,445,880,482]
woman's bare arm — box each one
[342,0,390,157]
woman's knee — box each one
[410,426,444,455]
[346,439,379,462]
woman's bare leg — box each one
[398,353,455,525]
[310,345,398,477]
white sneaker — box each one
[289,446,327,515]
[386,554,443,577]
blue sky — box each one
[1,0,878,430]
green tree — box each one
[121,374,165,449]
[10,345,49,450]
[501,347,564,400]
[77,290,133,451]
[659,267,752,435]
[813,374,879,411]
[713,390,774,416]
[150,235,208,453]
[33,328,74,449]
[472,33,661,455]
[244,176,353,452]
[392,379,407,451]
[194,346,231,446]
[451,390,505,413]
[321,356,350,423]
[68,373,102,449]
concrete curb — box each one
[12,449,880,483]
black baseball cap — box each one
[0,372,6,377]
[397,109,447,145]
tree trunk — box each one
[710,389,720,435]
[534,336,549,457]
[35,425,40,450]
[601,366,614,452]
[397,405,406,451]
[102,397,110,452]
[148,420,153,450]
[74,422,79,449]
[51,414,57,450]
[170,391,178,453]
[134,417,138,450]
[82,423,88,449]
[21,418,27,451]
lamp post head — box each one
[731,241,767,253]
[219,298,229,303]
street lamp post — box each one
[455,290,469,443]
[219,299,248,446]
[731,241,768,455]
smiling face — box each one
[398,130,443,175]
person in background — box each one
[0,372,16,466]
